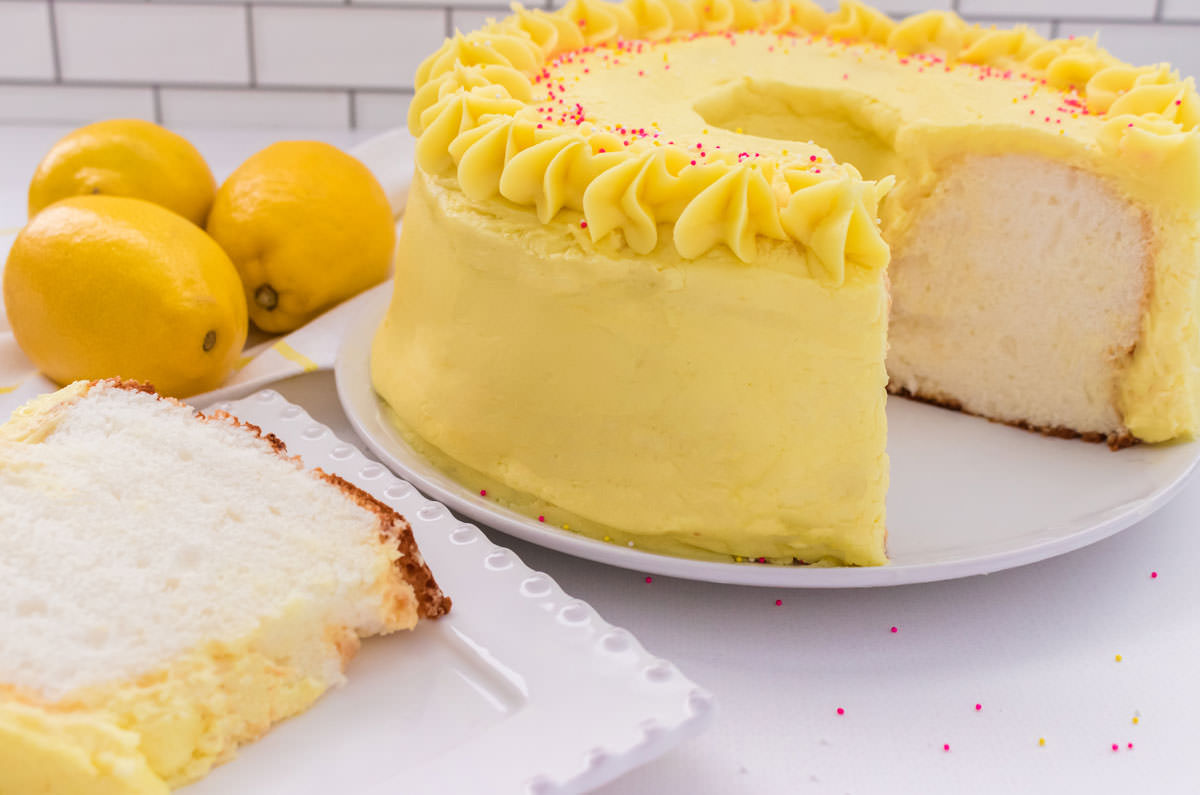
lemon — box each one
[28,119,216,226]
[206,141,395,333]
[3,196,248,397]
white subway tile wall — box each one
[0,2,55,81]
[56,3,249,84]
[1,0,1197,129]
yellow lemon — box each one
[206,141,395,333]
[3,196,248,397]
[29,119,216,226]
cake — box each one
[0,380,449,793]
[372,0,1200,566]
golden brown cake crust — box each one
[887,383,1137,451]
[315,471,451,619]
[90,379,451,618]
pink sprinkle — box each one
[1112,744,1119,752]
[645,576,653,583]
[1128,742,1134,749]
[890,626,898,633]
[538,515,545,522]
[775,599,782,606]
[810,155,817,162]
[975,704,982,711]
[690,160,696,165]
[1151,571,1158,578]
[480,489,487,497]
[836,708,844,715]
[943,744,950,752]
[580,221,588,229]
[597,148,606,153]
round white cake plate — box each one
[337,291,1200,588]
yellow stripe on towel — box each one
[271,340,318,373]
[0,382,22,395]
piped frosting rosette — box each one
[408,0,1200,280]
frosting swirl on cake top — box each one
[407,0,1199,282]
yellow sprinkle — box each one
[562,524,570,530]
[1058,129,1065,135]
[1132,716,1140,725]
[662,52,668,62]
[1115,654,1123,662]
[735,127,744,134]
[1071,112,1079,118]
[1038,737,1046,747]
[1012,97,1018,103]
[734,555,744,562]
[781,149,789,155]
[653,140,661,146]
[702,128,709,134]
[603,535,612,542]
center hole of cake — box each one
[693,78,900,182]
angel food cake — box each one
[0,380,449,793]
[371,0,1200,566]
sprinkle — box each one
[975,704,982,711]
[479,489,488,497]
[734,555,744,562]
[1115,654,1123,662]
[603,535,612,542]
[645,576,653,583]
[836,708,844,715]
[1132,716,1140,725]
[627,541,634,547]
[562,524,570,530]
[1151,571,1158,578]
[538,515,545,522]
[943,744,950,752]
[1038,738,1046,747]
[775,599,782,606]
[1112,744,1119,752]
[1128,742,1134,749]
[580,221,588,229]
[890,626,898,633]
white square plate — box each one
[181,390,714,795]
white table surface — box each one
[4,125,1198,794]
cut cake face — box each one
[0,380,448,791]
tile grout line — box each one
[1049,18,1060,38]
[1154,0,1165,22]
[348,89,357,130]
[0,76,414,93]
[245,2,258,87]
[151,84,163,124]
[47,0,63,83]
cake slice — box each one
[0,379,449,793]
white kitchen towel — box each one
[0,128,412,419]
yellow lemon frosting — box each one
[373,0,1200,565]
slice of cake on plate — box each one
[0,379,449,794]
